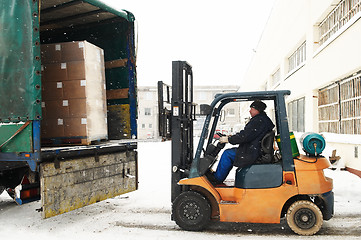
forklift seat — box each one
[235,163,283,189]
[261,130,275,154]
[256,130,276,164]
[234,130,283,189]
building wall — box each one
[137,86,159,139]
[241,0,361,173]
[137,85,240,140]
[193,86,241,137]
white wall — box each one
[241,0,361,172]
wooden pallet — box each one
[41,137,107,146]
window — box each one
[271,68,281,87]
[141,124,145,129]
[144,108,151,116]
[318,0,361,46]
[226,108,235,117]
[318,72,361,134]
[149,124,153,129]
[288,41,306,73]
[288,97,305,132]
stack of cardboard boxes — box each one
[41,41,108,145]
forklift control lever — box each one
[172,165,189,175]
[215,132,225,137]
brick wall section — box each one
[40,150,137,218]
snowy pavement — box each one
[1,141,361,239]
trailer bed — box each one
[41,140,137,162]
[40,140,138,218]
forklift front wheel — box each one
[286,200,323,236]
[172,191,211,231]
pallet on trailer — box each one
[41,137,108,146]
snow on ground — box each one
[0,141,361,239]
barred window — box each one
[288,42,306,73]
[318,72,361,134]
[318,84,340,133]
[318,0,361,46]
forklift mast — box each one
[170,61,196,202]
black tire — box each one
[286,200,323,236]
[172,191,211,231]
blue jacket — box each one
[228,112,274,168]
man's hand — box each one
[219,136,229,143]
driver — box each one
[208,100,275,184]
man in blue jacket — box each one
[211,100,275,183]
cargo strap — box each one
[0,121,31,150]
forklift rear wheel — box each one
[172,191,211,231]
[286,200,323,236]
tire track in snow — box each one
[112,207,361,237]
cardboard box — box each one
[41,81,64,101]
[41,44,62,63]
[68,99,87,118]
[41,63,68,81]
[42,100,69,119]
[41,118,65,139]
[64,118,87,137]
[41,41,107,144]
[62,80,86,99]
[41,62,87,82]
[41,41,103,64]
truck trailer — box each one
[0,0,138,218]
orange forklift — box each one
[159,61,334,236]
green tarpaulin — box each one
[0,0,41,123]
